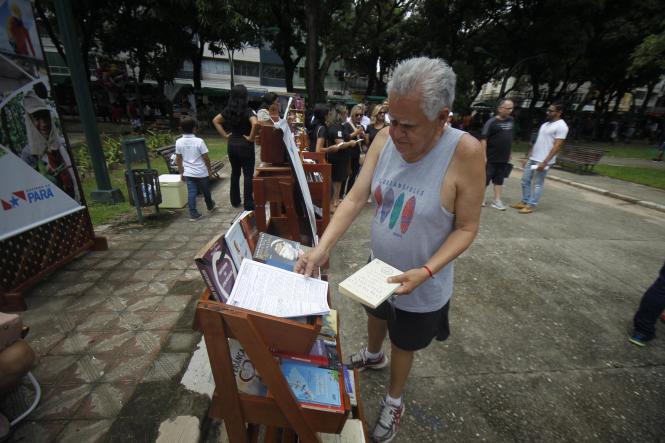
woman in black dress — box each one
[342,105,368,197]
[212,85,258,210]
[367,104,388,146]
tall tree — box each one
[341,0,413,96]
[253,1,306,92]
[35,0,112,80]
[173,0,257,90]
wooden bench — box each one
[555,145,607,173]
[154,145,224,179]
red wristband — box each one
[423,265,434,279]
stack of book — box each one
[194,212,323,312]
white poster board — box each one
[0,145,84,240]
[277,97,318,245]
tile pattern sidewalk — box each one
[2,178,234,442]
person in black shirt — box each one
[479,99,514,211]
[342,105,368,197]
[212,85,258,210]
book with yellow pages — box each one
[338,259,402,309]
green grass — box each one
[83,136,228,225]
[592,164,665,190]
[512,140,660,159]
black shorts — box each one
[486,162,509,186]
[363,300,450,351]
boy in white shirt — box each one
[175,117,216,220]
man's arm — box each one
[296,127,389,277]
[389,134,485,294]
[538,138,565,170]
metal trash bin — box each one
[125,168,162,207]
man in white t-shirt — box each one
[175,117,216,221]
[511,103,568,214]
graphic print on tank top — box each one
[380,187,394,223]
[374,185,383,216]
[372,177,423,236]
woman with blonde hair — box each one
[367,104,388,146]
[342,104,368,196]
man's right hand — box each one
[295,247,329,278]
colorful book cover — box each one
[273,337,330,367]
[281,360,343,411]
[194,232,237,302]
[320,309,338,338]
[253,232,303,271]
[343,366,356,406]
[225,212,254,270]
[228,339,267,396]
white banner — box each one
[0,145,84,241]
[277,97,318,245]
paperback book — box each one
[194,232,237,302]
[338,259,402,309]
[228,338,267,396]
[253,232,310,271]
[280,360,344,412]
[320,309,338,338]
[272,338,330,367]
[225,211,255,269]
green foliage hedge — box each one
[73,130,176,176]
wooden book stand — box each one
[195,290,349,443]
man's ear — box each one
[439,107,450,124]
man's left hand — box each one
[388,268,430,295]
[536,162,546,171]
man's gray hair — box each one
[387,57,456,121]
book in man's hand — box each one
[338,258,402,309]
[194,232,237,303]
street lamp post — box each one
[53,0,123,203]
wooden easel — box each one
[195,291,350,443]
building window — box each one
[234,61,260,77]
[262,64,285,79]
[202,59,230,75]
[299,67,306,78]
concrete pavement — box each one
[3,162,665,442]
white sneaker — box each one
[481,201,486,207]
[491,200,507,211]
[372,398,405,443]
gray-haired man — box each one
[296,57,484,442]
[480,99,514,210]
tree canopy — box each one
[38,0,665,117]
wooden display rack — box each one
[195,288,364,442]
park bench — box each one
[555,144,607,174]
[154,144,224,179]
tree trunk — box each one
[283,56,299,92]
[192,38,205,90]
[304,0,324,103]
[365,51,379,96]
[639,81,656,115]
